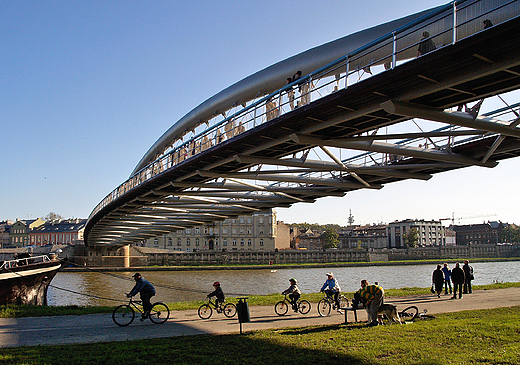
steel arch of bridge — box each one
[86,0,520,247]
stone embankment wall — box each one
[139,244,519,267]
[66,243,520,267]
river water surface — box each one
[47,261,520,306]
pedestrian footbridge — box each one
[85,0,520,247]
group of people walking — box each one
[432,260,474,299]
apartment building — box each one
[9,218,45,247]
[388,219,446,248]
[29,218,87,246]
[143,210,291,252]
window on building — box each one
[247,217,252,224]
[195,227,200,235]
[177,238,182,246]
[168,237,173,246]
[260,239,264,246]
[223,239,227,246]
[195,238,200,246]
[247,239,252,246]
[240,239,245,246]
[153,238,159,247]
[186,238,191,246]
[232,239,237,246]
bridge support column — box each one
[123,245,130,268]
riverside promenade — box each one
[1,287,519,348]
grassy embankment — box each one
[1,281,519,318]
[0,306,519,364]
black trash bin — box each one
[237,297,250,323]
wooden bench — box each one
[340,304,365,324]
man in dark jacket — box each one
[463,260,474,294]
[432,265,444,298]
[451,263,465,299]
[128,273,156,320]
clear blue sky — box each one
[2,1,519,226]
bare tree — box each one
[45,212,64,221]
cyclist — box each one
[320,272,341,310]
[282,278,301,312]
[207,281,225,311]
[127,273,156,321]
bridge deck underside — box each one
[86,17,520,246]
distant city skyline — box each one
[2,1,519,227]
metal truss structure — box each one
[85,0,520,247]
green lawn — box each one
[0,306,518,364]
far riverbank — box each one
[61,257,520,272]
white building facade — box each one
[143,210,289,252]
[388,219,446,248]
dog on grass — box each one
[377,304,402,324]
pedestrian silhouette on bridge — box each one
[417,31,436,57]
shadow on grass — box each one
[0,329,377,365]
[276,323,365,336]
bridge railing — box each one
[89,0,519,220]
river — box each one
[47,260,520,306]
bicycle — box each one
[274,294,311,316]
[317,291,349,317]
[112,297,170,327]
[198,298,237,319]
[397,305,419,321]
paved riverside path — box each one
[1,288,519,348]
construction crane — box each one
[439,213,497,226]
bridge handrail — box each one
[88,0,519,221]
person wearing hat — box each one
[127,273,156,321]
[282,278,301,312]
[320,272,341,310]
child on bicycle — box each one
[207,281,225,311]
[282,278,301,312]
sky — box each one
[1,0,519,227]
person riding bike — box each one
[282,278,301,312]
[127,273,156,321]
[207,281,225,310]
[320,272,341,309]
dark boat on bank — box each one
[0,251,65,305]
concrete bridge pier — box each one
[123,244,130,268]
